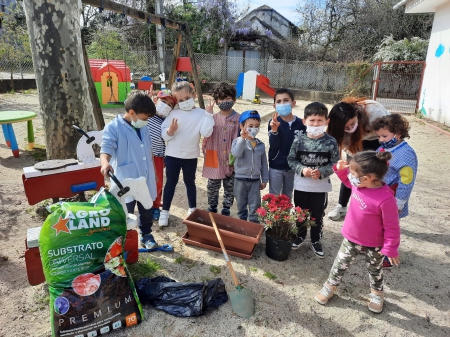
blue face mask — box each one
[380,136,398,149]
[275,103,292,117]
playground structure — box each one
[88,59,131,108]
[236,70,277,101]
[82,0,205,109]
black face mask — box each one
[218,101,234,111]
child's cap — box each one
[157,89,177,105]
[239,110,261,124]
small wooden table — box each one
[0,110,37,157]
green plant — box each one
[26,144,47,161]
[257,194,315,241]
[343,61,372,97]
[209,265,221,275]
[174,256,186,264]
[250,267,258,272]
[263,272,277,280]
[128,258,160,280]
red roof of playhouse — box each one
[88,59,131,82]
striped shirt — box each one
[148,115,165,157]
[202,111,240,179]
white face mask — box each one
[345,122,358,134]
[131,116,148,129]
[348,173,362,187]
[178,98,195,111]
[306,125,326,137]
[155,101,172,117]
[247,127,260,138]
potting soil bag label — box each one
[39,188,143,337]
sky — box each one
[249,0,300,25]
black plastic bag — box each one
[135,276,228,317]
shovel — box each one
[209,213,254,319]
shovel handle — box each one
[209,213,240,287]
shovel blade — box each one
[229,288,254,319]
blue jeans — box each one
[126,200,153,235]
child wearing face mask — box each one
[147,90,177,221]
[231,110,269,223]
[268,88,306,198]
[159,81,215,227]
[287,102,339,258]
[372,114,418,269]
[100,92,159,249]
[315,150,400,314]
[202,82,241,216]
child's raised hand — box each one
[205,98,215,114]
[336,160,348,171]
[270,112,280,132]
[388,256,400,266]
[240,125,249,139]
[311,169,321,180]
[167,118,179,136]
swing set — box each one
[83,0,206,109]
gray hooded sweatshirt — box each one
[231,137,269,183]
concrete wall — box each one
[418,1,450,125]
[203,82,342,105]
[0,78,37,92]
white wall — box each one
[419,1,450,125]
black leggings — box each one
[294,190,328,243]
[338,139,380,207]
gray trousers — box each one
[269,168,295,198]
[234,179,261,223]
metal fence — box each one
[0,50,34,79]
[0,49,378,95]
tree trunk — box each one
[23,0,97,159]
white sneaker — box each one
[328,204,347,221]
[158,210,170,227]
[187,208,196,216]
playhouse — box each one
[88,59,131,108]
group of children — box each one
[100,82,418,314]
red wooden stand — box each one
[22,166,105,205]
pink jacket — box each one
[334,165,400,257]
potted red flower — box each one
[257,194,315,261]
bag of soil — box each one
[135,276,228,317]
[39,188,143,337]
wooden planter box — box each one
[182,209,264,259]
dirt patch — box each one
[0,93,449,337]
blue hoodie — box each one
[267,116,306,171]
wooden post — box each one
[372,62,382,101]
[416,61,426,111]
[168,32,182,90]
[82,39,105,130]
[182,24,205,109]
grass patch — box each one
[201,276,212,282]
[174,256,186,264]
[250,267,258,272]
[33,286,50,311]
[26,144,47,161]
[263,271,277,280]
[128,258,160,280]
[209,265,221,275]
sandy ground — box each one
[0,92,450,337]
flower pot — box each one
[182,209,264,259]
[265,231,292,261]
